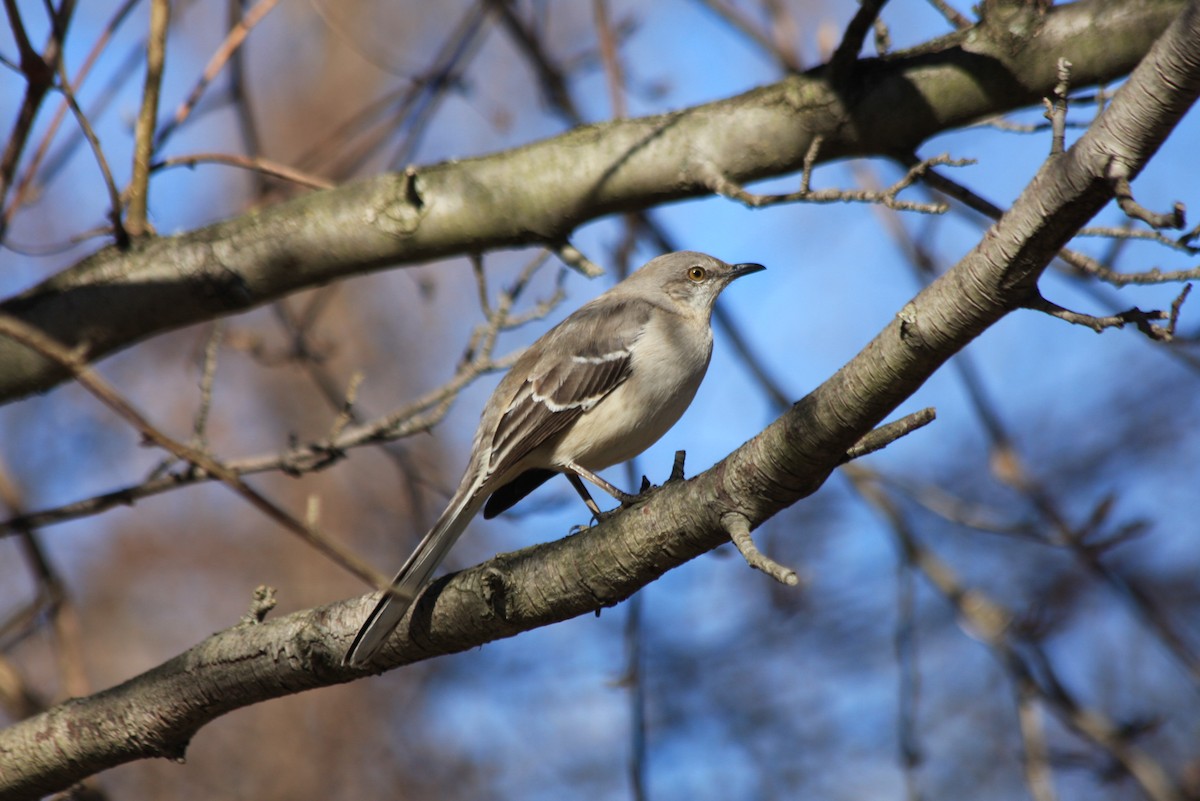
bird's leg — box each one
[565,472,604,517]
[564,461,639,506]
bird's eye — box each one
[687,266,707,282]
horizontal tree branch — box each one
[0,0,1182,404]
[2,1,1198,794]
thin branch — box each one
[763,0,803,70]
[1075,225,1198,254]
[1167,283,1191,336]
[52,55,128,247]
[490,0,583,124]
[190,321,224,450]
[704,154,971,214]
[914,155,1200,288]
[842,408,937,462]
[592,0,627,119]
[873,16,891,57]
[1016,682,1059,801]
[126,0,169,238]
[226,0,268,197]
[386,0,492,169]
[1109,165,1187,230]
[553,242,605,278]
[0,0,75,240]
[1043,57,1072,156]
[621,593,647,801]
[895,534,924,798]
[152,0,281,153]
[1069,259,1200,287]
[150,152,335,190]
[691,0,802,72]
[0,314,389,590]
[857,475,1184,801]
[925,0,971,30]
[800,134,822,193]
[5,0,140,227]
[1024,292,1171,339]
[972,115,1089,134]
[723,511,798,586]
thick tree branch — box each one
[0,0,1182,404]
[3,1,1198,792]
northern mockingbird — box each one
[344,251,764,665]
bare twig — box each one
[1167,283,1191,336]
[691,0,803,72]
[593,0,627,119]
[1109,165,1187,230]
[722,511,798,586]
[553,242,605,278]
[0,0,76,240]
[5,0,139,226]
[912,155,1200,289]
[972,115,1089,135]
[326,371,364,444]
[842,408,937,462]
[1075,225,1199,254]
[861,479,1185,801]
[895,540,924,797]
[240,585,277,625]
[1070,259,1200,287]
[799,135,823,194]
[0,314,389,590]
[1043,58,1072,156]
[153,0,282,153]
[191,322,224,449]
[150,152,335,190]
[1024,292,1171,339]
[621,592,647,801]
[226,0,268,197]
[490,0,583,124]
[704,154,970,214]
[763,0,803,70]
[53,56,128,247]
[386,2,492,168]
[127,0,170,238]
[873,16,891,56]
[1016,682,1058,801]
[925,0,971,30]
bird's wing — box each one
[486,297,652,476]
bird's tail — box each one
[343,484,484,665]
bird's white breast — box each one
[548,310,713,470]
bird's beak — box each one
[729,262,766,280]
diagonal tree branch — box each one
[0,0,1182,404]
[2,1,1198,795]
